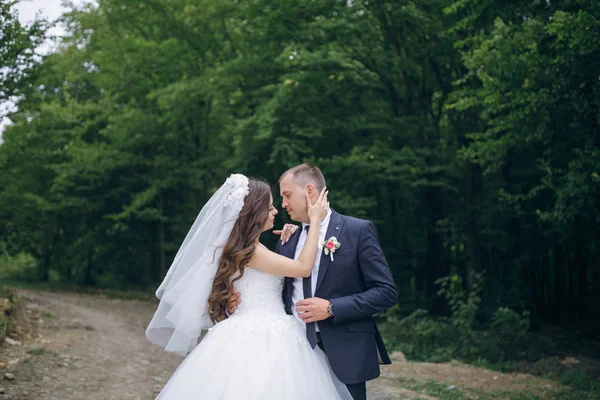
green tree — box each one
[0,0,47,112]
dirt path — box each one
[0,290,183,400]
[1,289,566,400]
[0,289,411,400]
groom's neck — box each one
[296,216,310,224]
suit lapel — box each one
[280,228,302,307]
[279,229,301,259]
[315,210,344,293]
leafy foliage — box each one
[381,274,536,364]
[0,0,47,113]
[0,0,598,341]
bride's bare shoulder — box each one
[258,242,276,254]
[251,242,272,258]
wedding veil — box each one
[145,174,250,356]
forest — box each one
[1,0,599,365]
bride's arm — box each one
[250,189,328,278]
[250,227,318,277]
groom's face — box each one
[279,173,309,223]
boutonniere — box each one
[322,236,341,261]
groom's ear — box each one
[305,183,316,196]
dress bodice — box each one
[233,267,285,315]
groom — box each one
[231,164,398,400]
[279,164,397,400]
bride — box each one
[146,174,352,399]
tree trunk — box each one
[573,218,588,322]
[425,185,448,314]
[143,226,154,286]
[159,192,166,280]
[39,243,50,282]
[463,161,483,291]
[592,191,600,334]
[84,245,95,286]
[39,226,60,281]
[552,237,565,324]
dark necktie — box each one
[303,225,318,349]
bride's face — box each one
[263,194,278,231]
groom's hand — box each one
[296,297,332,323]
[227,290,241,315]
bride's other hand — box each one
[227,289,241,315]
[273,223,299,245]
[307,187,329,225]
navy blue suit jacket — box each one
[277,210,399,384]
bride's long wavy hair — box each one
[207,179,272,323]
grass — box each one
[393,377,495,400]
[390,364,600,400]
[0,285,18,342]
[27,347,46,356]
[392,376,595,400]
[469,358,520,373]
[0,314,10,342]
[378,312,600,400]
[547,370,600,400]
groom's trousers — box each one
[317,335,367,400]
[345,382,367,400]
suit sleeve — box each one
[329,221,399,323]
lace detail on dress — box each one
[233,267,285,315]
[208,267,305,343]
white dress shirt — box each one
[291,209,332,332]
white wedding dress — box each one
[155,266,352,400]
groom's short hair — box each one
[280,163,326,191]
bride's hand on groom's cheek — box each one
[227,290,241,314]
[296,297,332,323]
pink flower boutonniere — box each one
[322,236,341,261]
